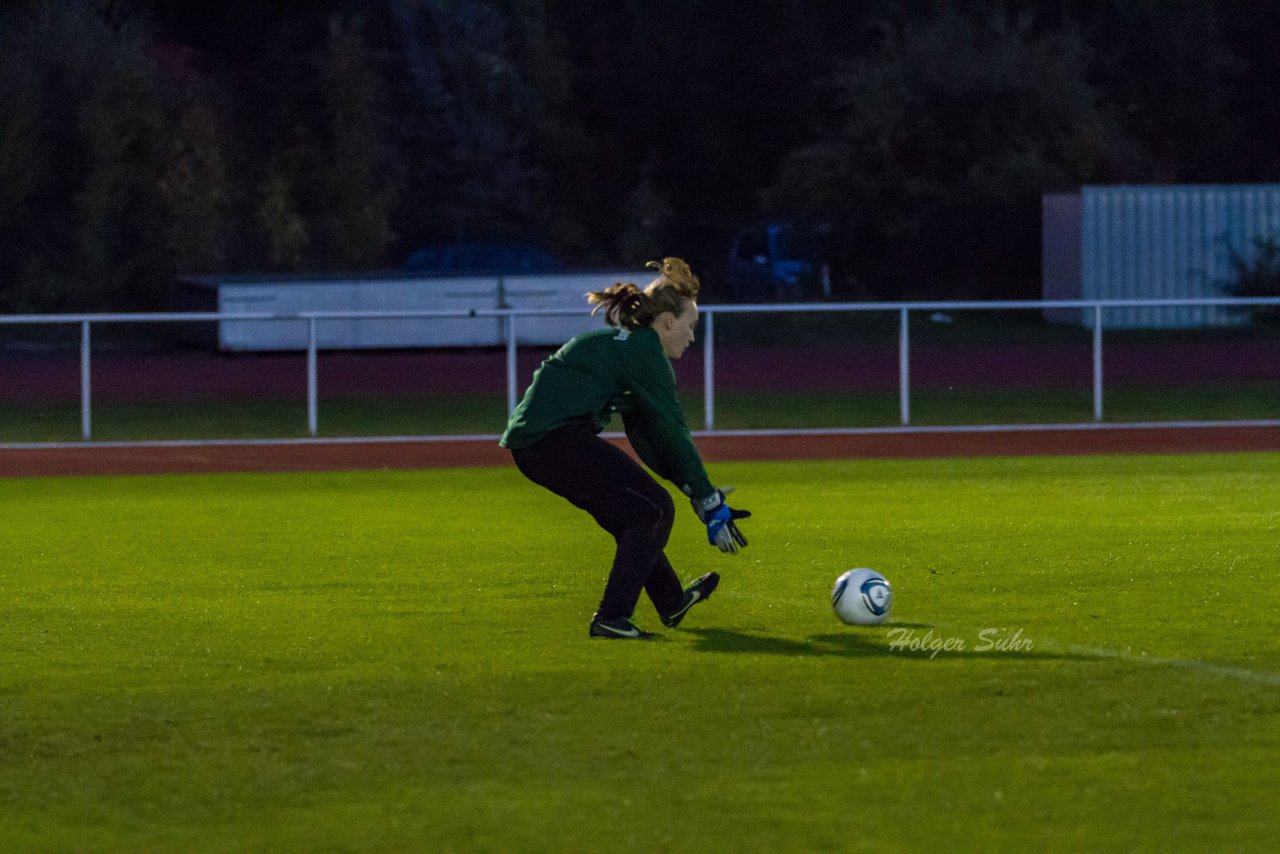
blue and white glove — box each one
[689,487,751,554]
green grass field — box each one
[3,453,1279,850]
[3,383,1278,442]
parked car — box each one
[404,240,563,275]
[726,222,829,301]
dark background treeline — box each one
[1,0,1277,311]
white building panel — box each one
[1080,184,1280,328]
[503,271,640,345]
[185,270,644,350]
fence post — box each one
[899,307,911,425]
[1093,303,1104,421]
[307,317,318,436]
[703,309,715,431]
[506,313,519,415]
[80,320,92,440]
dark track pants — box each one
[511,423,684,621]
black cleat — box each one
[589,614,657,640]
[661,572,720,628]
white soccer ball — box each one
[832,568,892,626]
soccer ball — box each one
[832,568,892,626]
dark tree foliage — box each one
[1,0,1277,310]
[768,0,1252,298]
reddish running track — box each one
[2,426,1277,478]
[3,338,1278,402]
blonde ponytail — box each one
[587,282,653,329]
[646,257,700,301]
[586,256,700,329]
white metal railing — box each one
[1,297,1278,443]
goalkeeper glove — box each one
[689,487,751,554]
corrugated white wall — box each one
[1081,184,1280,328]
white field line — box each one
[719,588,1280,687]
[1059,643,1280,688]
[883,621,1280,687]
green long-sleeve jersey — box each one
[499,325,715,500]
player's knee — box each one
[655,488,675,528]
[648,488,676,540]
[630,485,674,541]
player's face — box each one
[657,300,699,359]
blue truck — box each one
[725,222,830,302]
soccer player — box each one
[501,257,750,639]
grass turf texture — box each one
[2,382,1278,441]
[2,453,1279,850]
